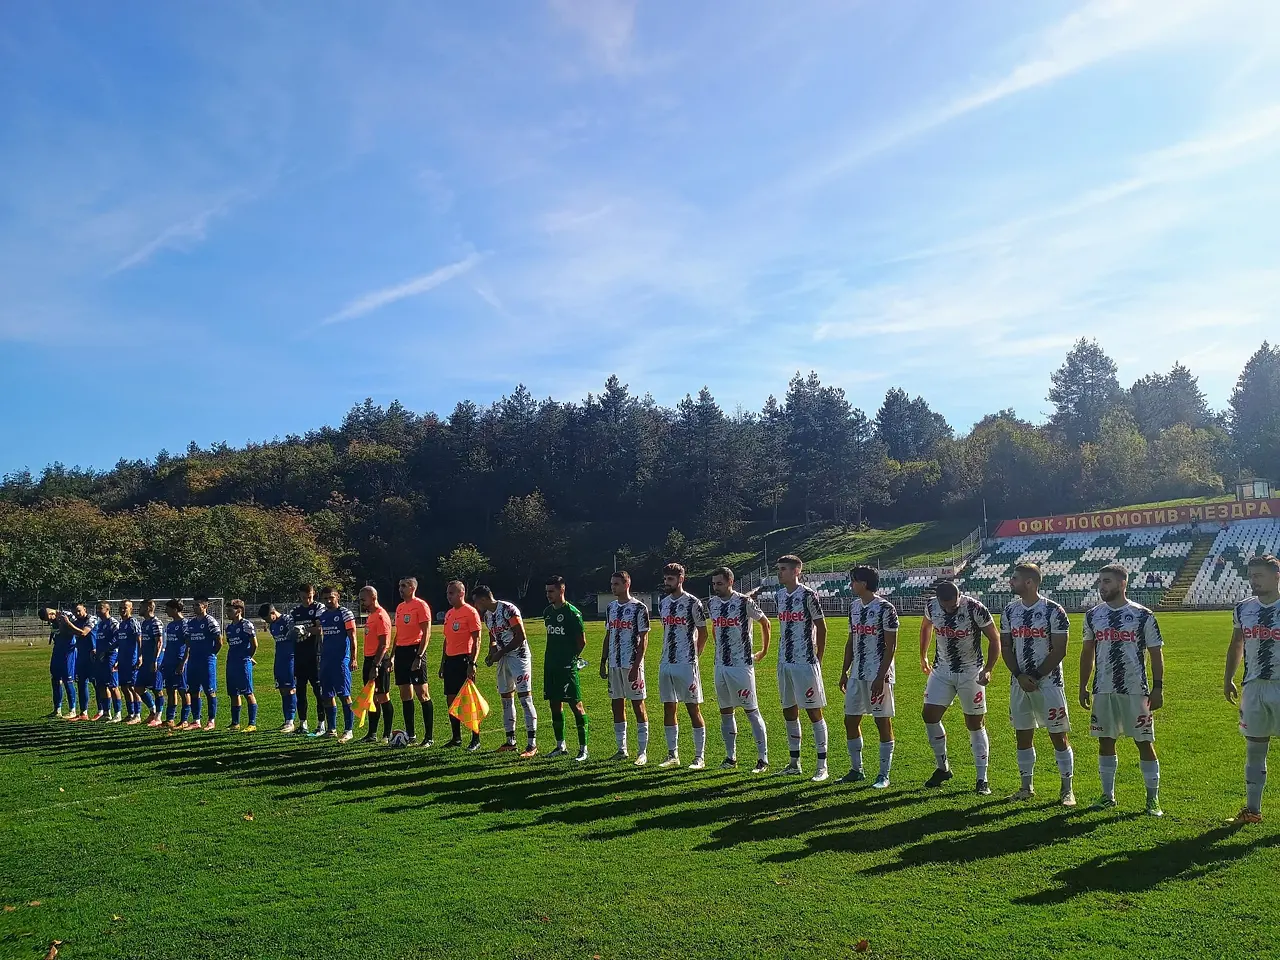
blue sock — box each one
[326,703,338,732]
[156,692,166,716]
[63,680,77,713]
[52,679,63,712]
[166,702,176,722]
[191,698,202,722]
[142,690,155,712]
[134,701,142,718]
[283,692,296,721]
[342,701,354,732]
[248,702,258,725]
[231,703,241,725]
[111,694,121,714]
[208,695,217,720]
[180,702,190,724]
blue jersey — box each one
[141,617,164,666]
[52,612,78,655]
[96,616,121,654]
[117,616,142,662]
[73,614,98,653]
[187,614,222,658]
[269,614,295,647]
[290,602,325,643]
[319,606,355,661]
[163,619,189,663]
[226,620,256,662]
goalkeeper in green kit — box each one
[543,575,590,761]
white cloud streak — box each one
[321,253,483,325]
[109,197,239,274]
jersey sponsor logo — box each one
[1094,628,1138,642]
[1009,626,1049,639]
[547,624,568,636]
[608,617,635,630]
[1242,625,1280,641]
[851,623,879,637]
[933,625,972,640]
[778,611,807,623]
[712,616,743,628]
[662,615,690,627]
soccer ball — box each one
[388,730,410,748]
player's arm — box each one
[1225,627,1244,703]
[695,623,708,657]
[918,616,934,675]
[1078,636,1095,708]
[247,624,258,662]
[467,618,480,680]
[573,611,587,657]
[416,610,431,665]
[873,628,897,699]
[978,621,1000,684]
[999,627,1023,685]
[754,613,770,663]
[839,625,854,693]
[373,619,390,662]
[346,618,357,668]
[213,623,224,655]
[1147,646,1165,710]
[814,616,827,661]
[599,625,611,679]
[631,626,649,682]
[1036,630,1068,683]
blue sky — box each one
[3,0,1278,474]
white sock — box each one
[1099,754,1118,796]
[637,721,649,755]
[665,724,679,754]
[786,719,802,760]
[848,735,864,772]
[1140,758,1160,795]
[926,722,948,770]
[721,714,738,760]
[1017,747,1036,787]
[519,695,537,741]
[614,721,627,752]
[1056,746,1074,784]
[879,740,894,778]
[969,728,990,780]
[812,719,828,765]
[502,698,516,741]
[1246,739,1268,812]
[746,710,767,761]
[693,724,706,760]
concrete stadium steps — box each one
[1157,532,1218,610]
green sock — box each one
[576,713,589,748]
[552,712,565,742]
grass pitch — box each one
[1,612,1277,960]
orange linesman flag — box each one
[354,679,377,728]
[449,679,490,735]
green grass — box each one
[1105,494,1235,512]
[1,613,1276,960]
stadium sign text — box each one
[993,498,1280,537]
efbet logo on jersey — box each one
[1009,625,1049,639]
[712,616,742,628]
[778,611,806,623]
[1095,627,1139,642]
[1242,625,1280,640]
[933,625,972,640]
[851,622,879,637]
[663,615,689,627]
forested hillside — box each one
[2,339,1277,606]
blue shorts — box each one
[118,660,141,687]
[226,659,254,696]
[138,662,161,691]
[75,649,96,681]
[96,656,119,687]
[162,659,188,692]
[50,648,76,681]
[274,646,295,690]
[320,657,352,699]
[188,655,218,694]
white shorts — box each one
[714,665,758,711]
[1009,679,1070,733]
[1089,693,1155,742]
[778,661,826,710]
[1240,679,1280,738]
[608,665,647,702]
[844,679,894,718]
[495,654,532,696]
[925,669,988,715]
[659,661,703,704]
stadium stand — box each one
[1183,519,1280,607]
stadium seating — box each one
[1184,519,1280,606]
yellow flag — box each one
[448,679,490,735]
[354,679,377,728]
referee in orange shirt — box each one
[359,585,393,743]
[441,580,483,750]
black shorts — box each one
[362,655,391,695]
[443,654,470,702]
[294,640,320,687]
[393,645,427,687]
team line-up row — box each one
[39,554,1280,825]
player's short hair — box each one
[446,579,465,590]
[257,603,275,619]
[297,583,315,593]
[1098,563,1129,580]
[39,606,56,620]
[545,575,566,587]
[611,570,631,584]
[933,579,959,602]
[472,584,493,599]
[399,577,418,589]
[711,566,734,582]
[142,598,155,609]
[320,585,339,596]
[193,594,210,605]
[1013,562,1042,583]
[165,599,183,612]
[229,599,245,611]
[97,600,111,610]
[776,554,803,568]
[663,562,686,578]
[850,566,879,592]
[1247,554,1280,573]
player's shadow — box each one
[1017,823,1280,904]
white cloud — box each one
[109,197,240,274]
[321,253,483,325]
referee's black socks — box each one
[421,698,434,742]
[403,699,416,739]
[381,700,394,738]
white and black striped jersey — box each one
[1083,601,1163,696]
[484,600,529,661]
[659,593,707,664]
[605,598,650,669]
[1000,595,1070,686]
[924,595,994,673]
[849,596,899,682]
[708,592,766,668]
[776,584,825,665]
[1234,597,1280,684]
